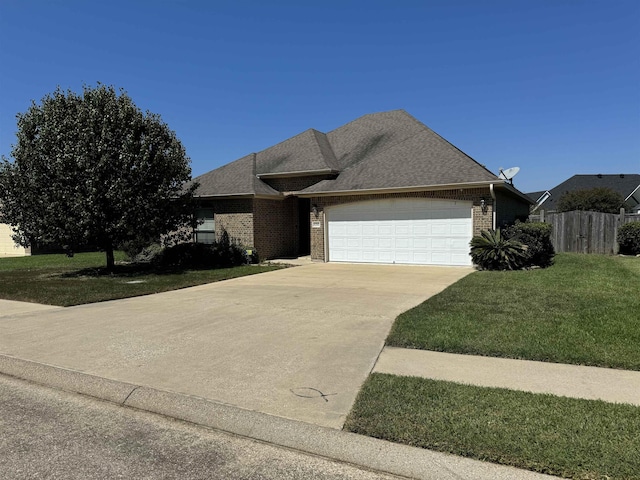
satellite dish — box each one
[499,167,520,183]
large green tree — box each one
[557,187,624,214]
[0,84,197,271]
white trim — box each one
[297,180,502,198]
[624,184,640,204]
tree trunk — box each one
[106,247,115,272]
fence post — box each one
[540,209,545,223]
[614,207,626,254]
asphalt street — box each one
[0,374,400,480]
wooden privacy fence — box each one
[531,210,639,254]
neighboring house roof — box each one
[527,174,640,212]
[527,191,546,203]
[193,109,527,200]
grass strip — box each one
[387,253,640,370]
[0,252,284,306]
[345,373,640,479]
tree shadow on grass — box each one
[58,262,193,278]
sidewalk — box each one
[0,354,554,480]
[374,346,640,405]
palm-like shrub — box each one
[470,229,528,270]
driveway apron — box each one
[0,263,471,428]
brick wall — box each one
[309,188,493,261]
[199,199,254,247]
[253,198,298,259]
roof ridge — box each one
[310,129,340,171]
[257,128,319,155]
[572,173,640,177]
[326,109,408,135]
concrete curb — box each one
[0,353,555,480]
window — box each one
[195,209,215,244]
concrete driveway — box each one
[0,263,471,428]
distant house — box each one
[0,222,30,257]
[528,174,640,214]
[191,110,532,266]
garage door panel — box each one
[331,237,347,248]
[395,224,411,235]
[395,251,413,263]
[378,250,394,262]
[396,237,412,248]
[431,223,449,235]
[328,198,472,266]
[346,250,361,261]
[450,238,470,249]
[378,224,393,235]
[450,223,470,235]
[379,237,393,248]
[331,249,347,261]
[331,224,348,236]
[431,238,448,249]
[413,237,429,248]
[362,225,377,235]
[362,237,377,248]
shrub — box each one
[470,229,528,270]
[153,231,252,269]
[557,187,624,214]
[503,221,555,268]
[210,231,247,268]
[119,236,158,260]
[617,222,640,255]
[156,242,216,269]
[133,243,164,264]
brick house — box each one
[192,110,531,266]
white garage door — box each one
[327,198,472,266]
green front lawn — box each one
[387,253,640,370]
[0,252,284,306]
[345,374,640,480]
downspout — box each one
[490,183,496,230]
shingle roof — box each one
[192,154,280,198]
[527,174,640,211]
[301,111,498,194]
[256,129,339,175]
[193,110,503,198]
[527,190,547,203]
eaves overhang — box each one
[493,182,535,204]
[296,180,502,198]
[256,169,340,179]
[194,193,284,201]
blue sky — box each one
[1,0,638,193]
